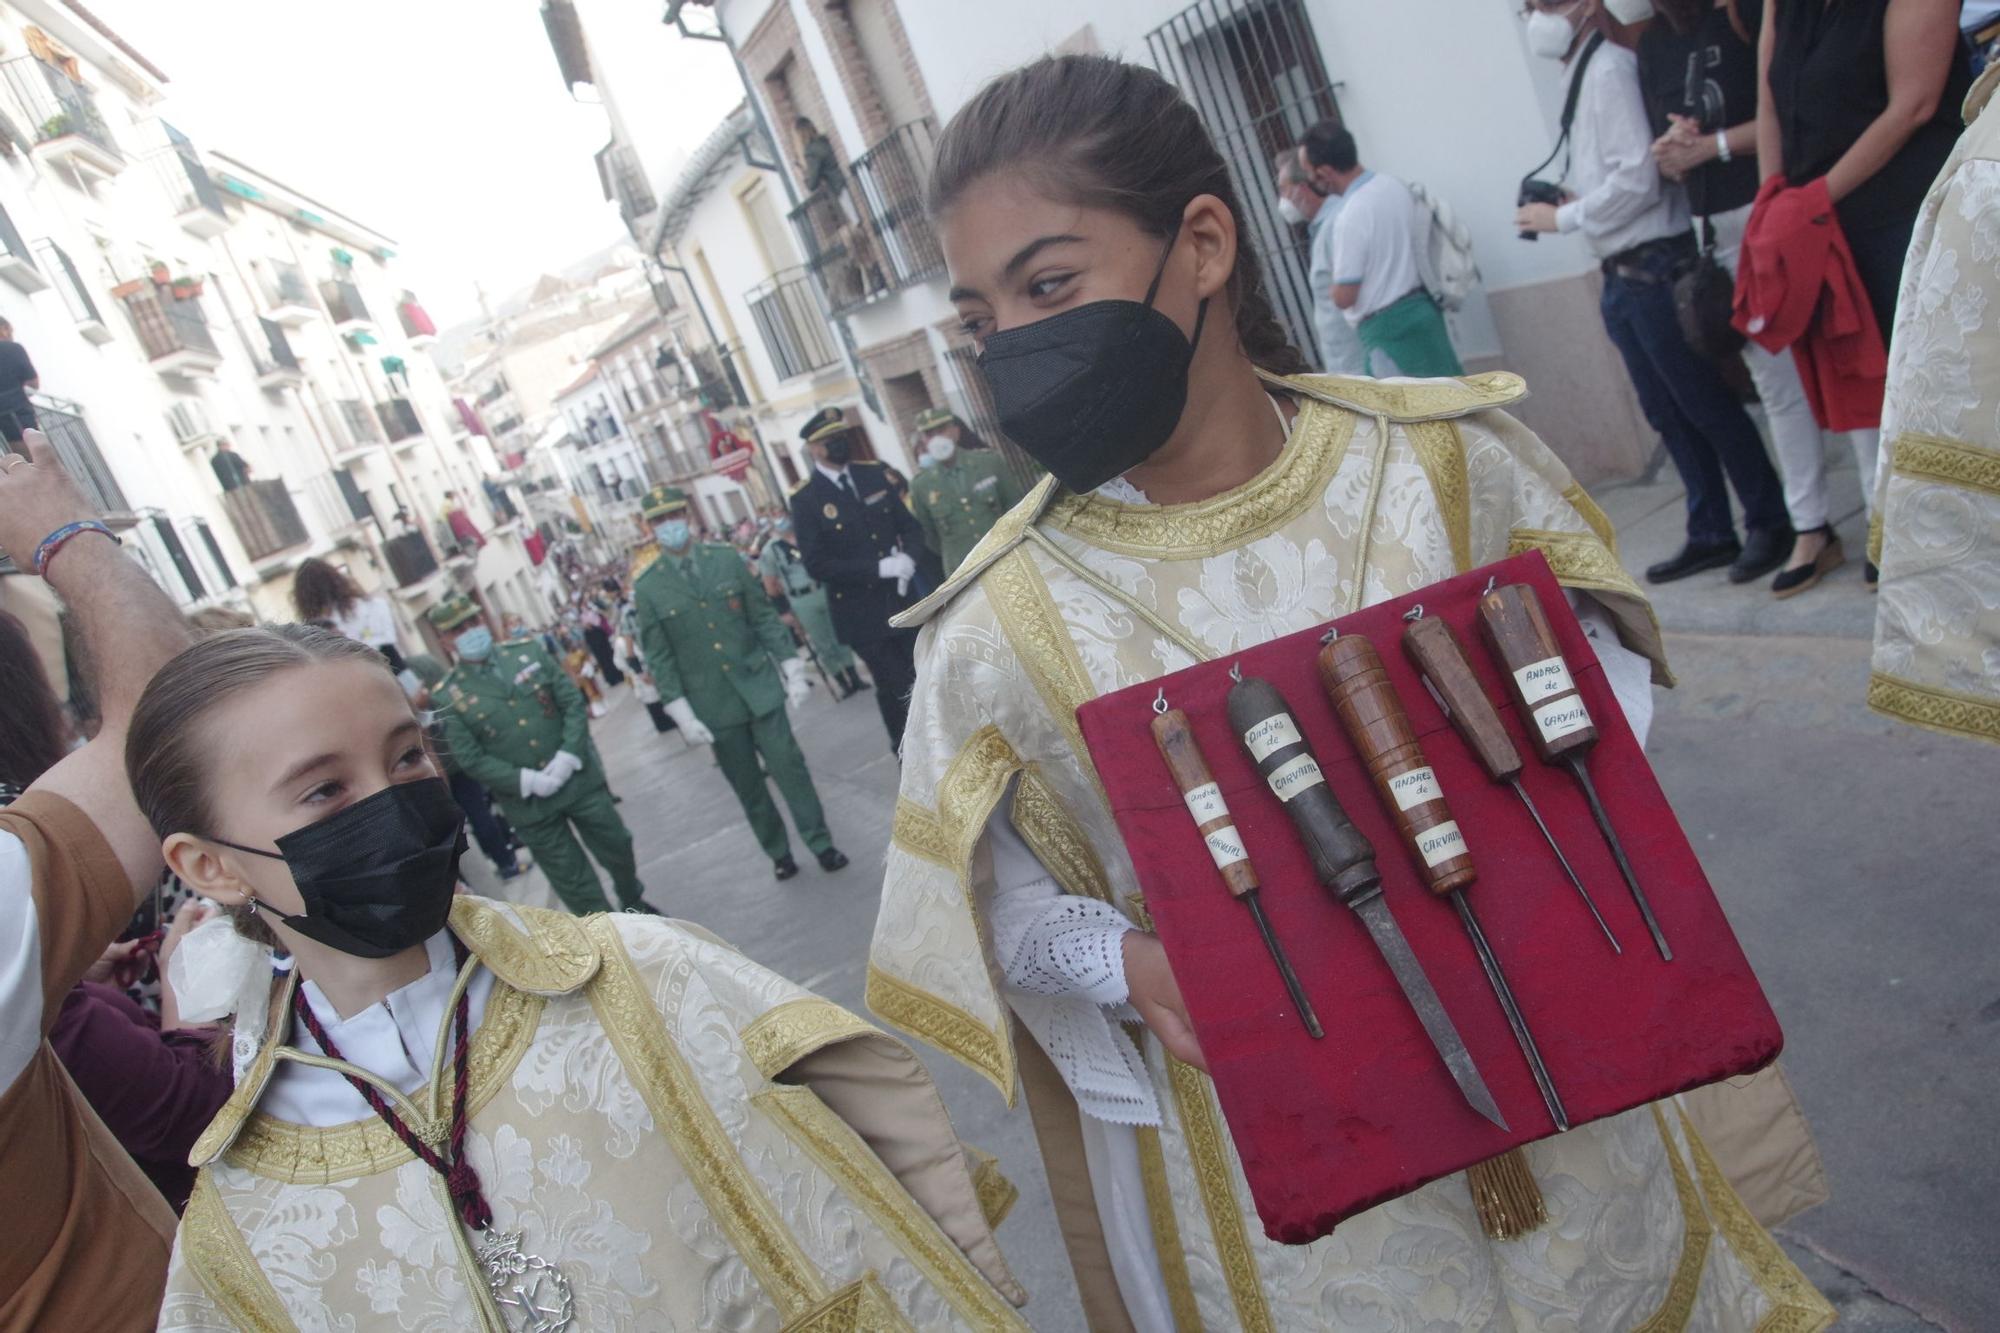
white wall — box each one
[574,0,748,204]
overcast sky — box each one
[91,0,719,326]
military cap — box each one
[915,406,957,433]
[800,406,847,443]
[642,483,691,521]
[426,594,480,632]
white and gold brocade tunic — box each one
[868,372,1833,1332]
[157,897,1027,1332]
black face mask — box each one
[215,778,466,959]
[976,227,1209,493]
[821,432,854,466]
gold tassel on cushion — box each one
[1465,1148,1547,1239]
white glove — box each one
[664,697,714,746]
[780,656,811,711]
[877,551,917,583]
[520,767,559,800]
[547,750,585,783]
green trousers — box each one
[1358,290,1464,378]
[712,707,833,862]
[788,586,854,675]
[499,774,647,915]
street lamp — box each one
[654,345,687,398]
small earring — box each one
[243,897,259,917]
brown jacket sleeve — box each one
[0,790,139,1033]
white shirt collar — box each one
[815,460,849,486]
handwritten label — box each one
[1513,655,1574,702]
[1388,766,1443,812]
[1266,753,1325,802]
[1242,714,1303,762]
[1416,820,1468,869]
[1532,696,1594,744]
[1183,782,1229,824]
[1204,826,1249,870]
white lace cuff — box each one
[993,891,1135,1007]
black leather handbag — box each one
[1674,216,1745,362]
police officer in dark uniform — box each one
[787,407,929,750]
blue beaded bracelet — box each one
[32,519,117,574]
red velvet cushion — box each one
[1076,551,1782,1244]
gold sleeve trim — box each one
[780,1271,917,1333]
[892,475,1061,629]
[1680,1108,1836,1331]
[1507,527,1673,686]
[890,798,952,867]
[1406,418,1472,574]
[1633,1104,1714,1333]
[1011,767,1120,909]
[449,896,601,996]
[865,964,1014,1103]
[1137,1122,1206,1333]
[965,1146,1020,1230]
[179,1171,294,1331]
[584,916,828,1317]
[1276,368,1529,420]
[1867,672,2000,745]
[1166,1057,1274,1333]
[1563,481,1622,557]
[224,985,542,1183]
[985,547,1113,812]
[1889,431,2000,497]
[1041,399,1357,558]
[756,1085,1032,1330]
[741,997,879,1081]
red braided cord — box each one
[290,938,491,1229]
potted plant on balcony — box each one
[110,278,146,299]
[39,113,74,141]
[171,275,203,300]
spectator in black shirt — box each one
[0,319,39,446]
[1638,0,1857,597]
[207,439,251,492]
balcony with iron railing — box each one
[219,478,309,562]
[252,317,302,389]
[0,203,44,293]
[31,394,128,516]
[746,266,839,383]
[335,398,384,455]
[377,397,423,444]
[32,240,110,343]
[150,141,229,238]
[597,140,657,227]
[321,278,370,331]
[260,261,316,326]
[382,529,439,587]
[1,56,122,176]
[120,284,223,376]
[787,119,941,315]
[397,296,437,345]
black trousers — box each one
[851,629,918,752]
[450,769,516,870]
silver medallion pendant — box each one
[477,1230,576,1333]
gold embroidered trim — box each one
[865,964,1014,1102]
[893,476,1061,629]
[190,972,293,1167]
[967,1146,1020,1230]
[1680,1109,1837,1332]
[1868,504,1884,565]
[1166,1057,1273,1333]
[1011,767,1120,909]
[584,917,827,1315]
[1634,1105,1714,1333]
[1867,672,2000,744]
[741,997,879,1081]
[1407,418,1472,574]
[985,547,1112,813]
[223,984,542,1184]
[448,896,601,995]
[756,1085,1031,1331]
[1041,399,1358,558]
[1278,368,1528,421]
[1507,526,1673,685]
[780,1271,917,1333]
[1136,1123,1205,1333]
[889,798,952,868]
[1563,481,1622,557]
[1890,431,2000,497]
[179,1171,293,1331]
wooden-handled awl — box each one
[1150,697,1323,1039]
[1225,671,1505,1129]
[1479,582,1673,960]
[1402,611,1620,952]
[1317,633,1570,1132]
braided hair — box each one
[929,54,1308,378]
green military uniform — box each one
[907,409,1028,573]
[428,598,648,915]
[631,486,839,873]
[756,536,854,675]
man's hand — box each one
[544,750,584,789]
[0,430,95,568]
[1514,201,1564,234]
[1652,114,1716,181]
[877,551,917,584]
[1123,931,1207,1072]
[780,656,811,711]
[520,767,560,800]
[663,697,715,746]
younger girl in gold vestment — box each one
[868,53,1832,1333]
[134,625,1027,1331]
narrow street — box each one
[478,451,1999,1331]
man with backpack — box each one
[1299,122,1465,377]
